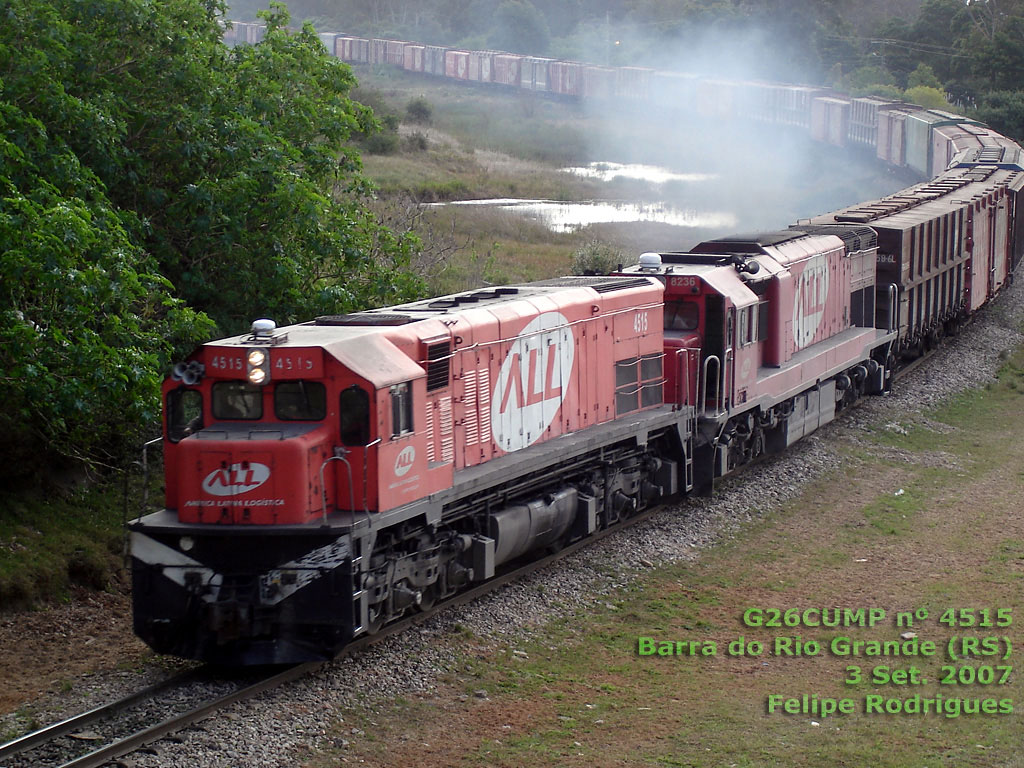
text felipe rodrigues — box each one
[765,693,1012,718]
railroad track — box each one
[0,663,319,768]
[0,503,662,768]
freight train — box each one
[225,21,1023,183]
[128,26,1024,665]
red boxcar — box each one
[403,44,425,73]
[445,49,470,80]
[549,60,582,97]
[493,54,521,87]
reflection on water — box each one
[561,161,717,184]
[428,198,737,233]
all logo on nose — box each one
[202,462,271,496]
[793,254,830,350]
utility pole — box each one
[605,10,610,66]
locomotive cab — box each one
[624,251,766,415]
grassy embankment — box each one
[312,347,1024,768]
[0,481,135,610]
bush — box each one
[975,91,1024,142]
[406,96,433,124]
[571,240,624,275]
[904,85,951,110]
[364,131,399,154]
[406,131,429,151]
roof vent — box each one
[246,317,288,345]
[638,252,663,270]
[251,318,276,337]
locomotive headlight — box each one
[179,536,195,552]
[246,346,270,385]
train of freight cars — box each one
[224,20,1023,183]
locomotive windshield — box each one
[212,381,262,420]
[274,380,327,420]
[665,300,700,332]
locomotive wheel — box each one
[416,584,438,611]
[366,604,386,635]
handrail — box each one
[673,349,687,408]
[888,283,898,332]
[319,451,354,526]
[700,355,721,417]
[136,436,163,523]
[722,347,734,413]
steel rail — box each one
[0,668,204,762]
[55,662,321,768]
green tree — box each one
[489,0,551,55]
[907,62,943,89]
[975,90,1024,141]
[904,85,951,109]
[0,0,425,476]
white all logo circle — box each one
[201,462,270,497]
[491,311,575,453]
[394,445,416,477]
[792,255,830,350]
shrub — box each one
[406,131,429,151]
[406,96,433,124]
[571,239,623,275]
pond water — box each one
[429,197,737,233]
[560,161,718,185]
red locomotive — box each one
[132,276,688,663]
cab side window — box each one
[339,386,370,446]
[390,382,413,437]
[167,388,203,442]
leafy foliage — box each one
[975,90,1024,141]
[489,0,551,56]
[907,63,942,90]
[571,239,624,276]
[904,85,951,110]
[406,97,434,124]
[0,0,425,477]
